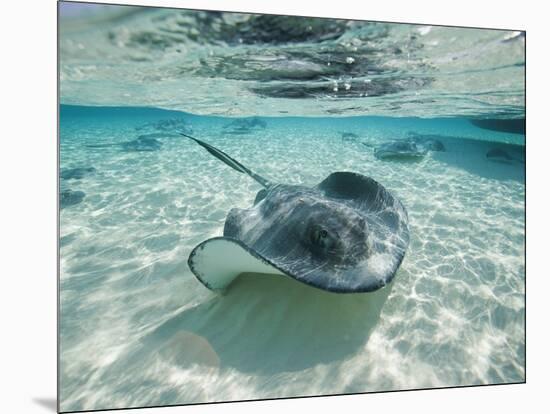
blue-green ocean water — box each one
[59,2,525,412]
[59,104,525,411]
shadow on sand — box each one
[125,274,392,376]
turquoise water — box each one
[59,105,525,411]
[59,3,525,412]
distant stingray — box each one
[486,147,525,164]
[408,134,446,152]
[137,133,181,139]
[121,137,162,152]
[374,140,427,161]
[340,132,360,142]
[86,136,162,152]
[180,133,410,293]
[222,117,267,135]
[60,167,96,180]
[136,118,193,135]
[60,189,85,209]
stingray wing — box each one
[188,237,285,290]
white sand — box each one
[59,113,524,411]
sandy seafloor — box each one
[59,106,525,412]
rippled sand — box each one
[59,108,524,411]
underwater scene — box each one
[59,2,525,412]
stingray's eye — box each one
[309,225,338,250]
[304,222,346,261]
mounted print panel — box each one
[58,1,525,412]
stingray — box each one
[86,136,162,152]
[136,118,193,134]
[374,140,427,161]
[340,132,360,142]
[408,135,446,152]
[222,118,267,135]
[60,167,96,180]
[60,189,85,209]
[137,133,182,139]
[121,137,162,152]
[180,133,410,293]
[486,147,525,164]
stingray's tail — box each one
[178,132,271,188]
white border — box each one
[2,1,546,413]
